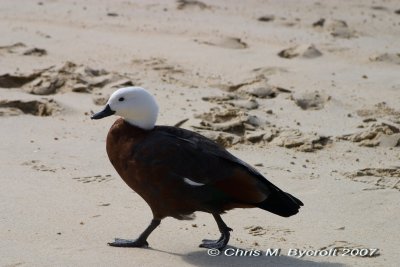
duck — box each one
[91,86,303,250]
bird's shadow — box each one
[149,245,346,267]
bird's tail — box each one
[256,190,303,217]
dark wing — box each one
[133,126,303,216]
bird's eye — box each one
[118,97,125,102]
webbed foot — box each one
[199,232,230,250]
[199,224,232,250]
[108,219,161,248]
[199,214,232,250]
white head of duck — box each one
[91,87,159,130]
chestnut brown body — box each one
[106,118,302,220]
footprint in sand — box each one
[194,107,256,135]
[243,85,291,99]
[176,0,210,10]
[194,37,248,49]
[22,160,57,172]
[278,44,322,59]
[357,102,400,117]
[0,42,26,54]
[0,42,47,56]
[132,57,182,73]
[0,99,60,117]
[338,122,400,147]
[345,167,400,191]
[245,225,294,242]
[215,80,286,104]
[213,75,268,93]
[252,66,289,76]
[131,57,191,86]
[0,61,131,95]
[312,18,357,39]
[369,53,400,65]
[22,48,47,56]
[193,104,284,147]
[93,95,110,106]
[245,225,267,236]
[0,72,41,88]
[291,91,330,110]
[271,129,331,152]
[72,175,113,184]
[356,102,400,125]
[192,105,268,147]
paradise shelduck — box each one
[91,86,303,250]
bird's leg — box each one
[199,214,232,250]
[108,218,161,248]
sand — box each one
[1,0,399,266]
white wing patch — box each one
[183,177,205,187]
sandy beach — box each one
[1,0,399,266]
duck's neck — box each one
[124,117,156,130]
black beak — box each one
[91,104,115,120]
